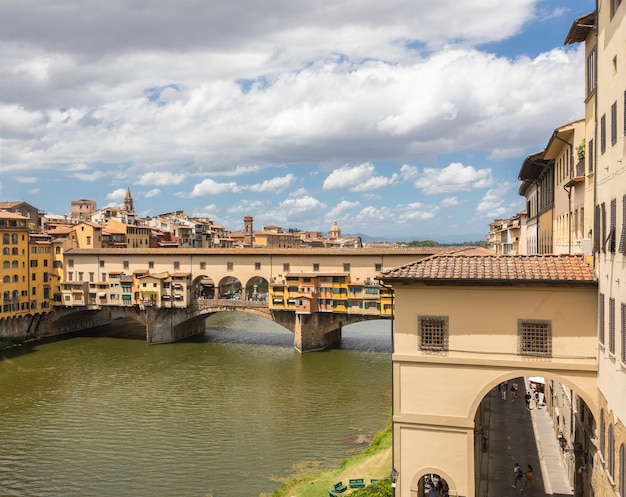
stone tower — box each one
[124,188,134,213]
[243,216,253,247]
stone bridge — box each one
[31,299,387,352]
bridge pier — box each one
[140,308,207,344]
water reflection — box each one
[0,312,392,497]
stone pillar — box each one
[293,312,342,352]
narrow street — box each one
[479,379,574,497]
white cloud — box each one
[247,173,296,193]
[144,188,161,198]
[105,188,127,203]
[476,188,509,218]
[138,171,186,186]
[327,200,361,218]
[414,162,493,194]
[15,177,38,183]
[440,197,460,208]
[323,163,398,192]
[185,178,240,198]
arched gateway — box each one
[378,253,598,497]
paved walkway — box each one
[479,378,573,497]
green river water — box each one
[0,313,391,497]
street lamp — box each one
[559,436,568,451]
[391,468,398,495]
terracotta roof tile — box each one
[379,254,597,284]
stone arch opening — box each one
[410,468,456,497]
[192,275,215,300]
[466,371,598,497]
[244,276,269,302]
[218,276,242,300]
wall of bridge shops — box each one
[61,247,440,301]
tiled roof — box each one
[379,254,597,284]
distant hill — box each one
[353,232,487,245]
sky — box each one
[0,0,595,242]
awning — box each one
[98,292,107,297]
[528,376,545,384]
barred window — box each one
[418,316,448,351]
[283,263,290,272]
[227,262,233,271]
[518,320,552,357]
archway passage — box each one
[245,276,269,302]
[218,276,242,300]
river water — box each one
[0,313,392,497]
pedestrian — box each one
[511,381,519,400]
[525,391,532,410]
[501,381,508,400]
[521,464,533,491]
[512,463,523,488]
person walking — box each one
[501,381,508,400]
[512,463,523,488]
[524,391,532,410]
[521,464,534,491]
[511,381,519,400]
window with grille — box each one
[255,262,261,270]
[227,262,233,271]
[418,316,448,351]
[283,263,290,272]
[518,320,552,357]
[599,293,605,344]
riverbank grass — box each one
[266,425,392,497]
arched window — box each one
[3,291,9,302]
[11,260,18,268]
[608,425,615,478]
[3,276,9,283]
[619,444,626,497]
[2,261,9,269]
[12,247,18,255]
[12,275,18,282]
[600,409,605,457]
[11,290,18,300]
[2,247,8,255]
[11,234,18,244]
[2,233,9,244]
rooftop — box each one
[379,254,597,285]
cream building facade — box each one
[379,254,598,497]
[566,3,626,495]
